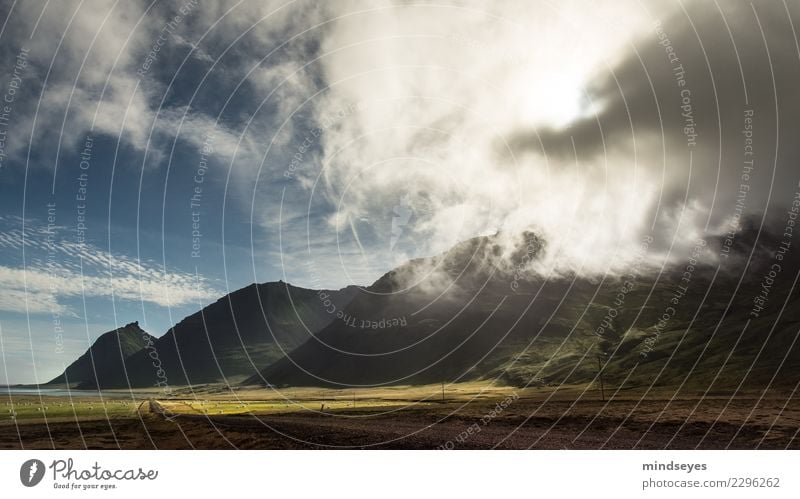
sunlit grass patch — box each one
[3,397,139,421]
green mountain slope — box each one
[248,231,800,392]
[81,282,357,389]
[46,322,154,387]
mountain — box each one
[246,231,572,387]
[58,227,800,393]
[79,282,358,389]
[247,230,800,392]
[46,322,154,387]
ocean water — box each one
[0,387,126,398]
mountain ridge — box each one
[50,226,800,392]
[77,281,358,389]
[246,229,800,390]
[46,321,154,387]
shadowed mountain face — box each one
[81,283,358,389]
[47,322,155,387]
[56,228,800,392]
[249,230,800,391]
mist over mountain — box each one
[249,226,800,391]
[45,221,800,394]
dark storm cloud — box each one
[504,1,800,233]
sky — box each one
[1,0,798,383]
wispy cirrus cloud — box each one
[0,216,217,315]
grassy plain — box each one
[1,381,798,449]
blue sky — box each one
[0,0,342,383]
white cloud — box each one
[0,220,217,315]
[275,0,665,283]
[4,0,751,293]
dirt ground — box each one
[2,385,798,449]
